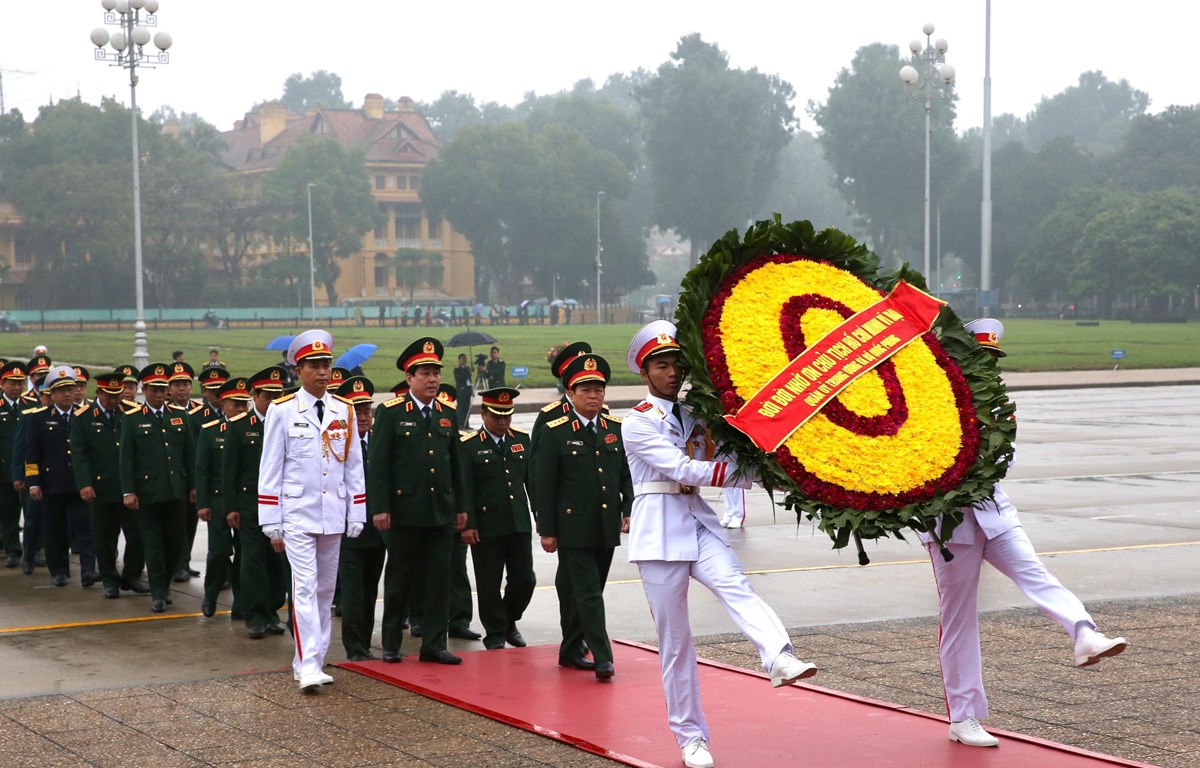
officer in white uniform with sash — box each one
[258,330,366,692]
[621,321,817,768]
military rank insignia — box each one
[605,433,619,445]
[440,418,453,428]
[170,417,183,426]
[510,443,524,453]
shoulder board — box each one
[188,404,204,415]
[23,406,47,415]
[331,393,354,405]
[604,415,622,424]
[460,431,478,443]
[74,405,90,417]
[274,393,297,404]
[540,400,561,413]
[122,399,139,409]
[546,415,569,429]
[227,412,248,423]
[601,403,610,412]
[509,427,528,435]
[201,418,222,429]
[382,396,406,408]
[633,401,654,412]
[439,399,457,410]
[167,403,188,412]
[123,405,143,416]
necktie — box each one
[671,402,683,428]
[314,399,325,424]
[422,405,432,426]
[587,421,596,435]
[360,438,368,461]
[494,436,505,454]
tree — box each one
[416,90,518,141]
[810,43,967,266]
[1024,71,1148,154]
[1108,105,1200,192]
[759,130,856,234]
[393,248,444,303]
[637,35,797,264]
[280,71,351,112]
[261,135,382,306]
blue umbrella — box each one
[265,335,294,351]
[337,343,378,370]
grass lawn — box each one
[1,318,1195,391]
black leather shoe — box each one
[505,630,527,648]
[120,579,151,594]
[33,552,46,567]
[247,625,267,639]
[104,586,120,599]
[230,611,244,621]
[419,650,462,665]
[594,661,615,681]
[81,572,97,588]
[266,621,285,635]
[20,558,33,575]
[151,599,167,613]
[187,568,201,578]
[221,580,231,591]
[201,599,216,618]
[173,569,191,583]
[449,626,482,641]
[4,553,18,568]
[409,624,423,637]
[53,574,68,587]
[166,596,173,605]
[381,650,403,663]
[348,652,379,662]
[558,656,595,671]
[483,640,505,650]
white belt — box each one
[634,481,697,496]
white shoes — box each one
[949,717,999,747]
[682,738,714,768]
[298,672,334,691]
[1074,629,1128,667]
[721,520,743,529]
[768,651,817,687]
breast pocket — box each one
[288,425,316,457]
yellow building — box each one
[217,94,474,306]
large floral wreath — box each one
[676,217,1016,550]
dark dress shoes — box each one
[52,574,68,587]
[595,661,615,681]
[558,656,596,671]
[419,650,463,665]
[505,630,527,648]
[381,650,404,663]
[103,586,120,599]
[484,641,505,650]
[266,621,286,635]
[230,611,244,621]
[173,569,191,583]
[409,624,423,637]
[187,568,201,578]
[33,552,46,566]
[4,553,18,568]
[120,579,151,594]
[81,572,97,588]
[20,558,33,575]
[151,599,167,613]
[449,626,482,641]
[201,599,216,618]
[348,652,379,662]
[247,625,267,639]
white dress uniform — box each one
[719,487,746,528]
[624,391,797,749]
[258,332,365,687]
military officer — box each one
[371,337,468,665]
[531,341,600,443]
[196,366,229,416]
[164,361,202,582]
[72,366,91,406]
[71,370,147,598]
[116,365,140,407]
[224,366,290,638]
[120,363,195,612]
[25,366,98,587]
[13,369,48,573]
[460,387,535,650]
[258,330,365,691]
[534,352,632,681]
[621,321,816,768]
[195,376,249,618]
[0,361,27,568]
[336,375,387,661]
[23,354,52,403]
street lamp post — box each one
[306,183,317,321]
[90,0,172,370]
[595,190,604,325]
[900,23,954,291]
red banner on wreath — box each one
[724,281,945,452]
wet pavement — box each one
[1,376,1197,767]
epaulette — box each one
[509,427,528,435]
[601,403,610,412]
[122,399,140,409]
[331,393,353,405]
[546,415,569,429]
[74,404,90,417]
[123,404,143,416]
[460,431,478,443]
[274,393,297,404]
[382,396,405,408]
[227,412,248,423]
[167,403,188,412]
[201,418,222,429]
[188,404,204,416]
[604,415,622,424]
[438,399,457,410]
[633,401,654,412]
[23,405,47,415]
[540,400,562,413]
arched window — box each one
[374,253,390,296]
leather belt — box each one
[634,481,696,496]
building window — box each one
[398,217,420,241]
[409,175,420,190]
[396,175,408,190]
[374,253,390,293]
[375,175,386,190]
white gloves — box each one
[346,522,364,539]
[262,525,283,542]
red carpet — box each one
[341,640,1153,768]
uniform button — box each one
[504,469,510,474]
[601,504,608,509]
[322,489,327,494]
[428,450,434,456]
[323,470,328,476]
[396,490,402,496]
[482,507,488,513]
[509,495,514,500]
[571,451,577,455]
[601,486,607,492]
[429,468,436,474]
[598,468,604,473]
[565,508,573,515]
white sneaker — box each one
[298,672,334,691]
[768,651,817,687]
[1074,630,1128,667]
[682,738,714,768]
[949,718,999,747]
[722,520,743,529]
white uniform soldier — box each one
[621,321,816,768]
[258,330,366,692]
[921,318,1127,747]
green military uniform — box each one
[533,353,633,671]
[12,399,44,571]
[196,414,238,617]
[0,361,27,566]
[369,337,467,661]
[70,376,145,596]
[460,418,535,649]
[119,371,195,611]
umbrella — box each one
[520,299,532,308]
[446,330,498,348]
[336,343,378,370]
[563,298,581,307]
[265,335,294,351]
[549,299,565,308]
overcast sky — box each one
[2,1,1193,135]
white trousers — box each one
[637,523,793,748]
[719,488,746,527]
[927,526,1094,721]
[284,530,342,680]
